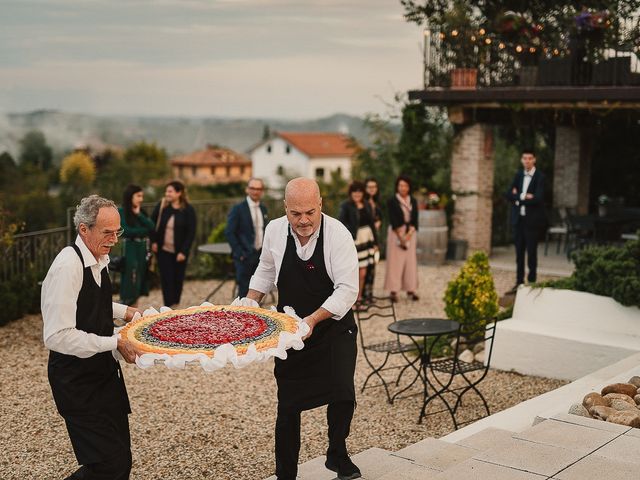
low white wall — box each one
[492,286,640,380]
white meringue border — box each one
[120,300,309,371]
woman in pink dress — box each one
[384,175,419,303]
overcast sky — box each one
[0,0,424,119]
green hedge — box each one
[0,265,43,327]
[535,238,640,308]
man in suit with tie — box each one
[505,149,547,292]
[225,178,269,297]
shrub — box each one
[0,265,43,327]
[528,239,640,308]
[443,251,499,336]
[570,239,640,307]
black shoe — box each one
[325,456,362,480]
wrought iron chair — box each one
[354,296,414,404]
[427,321,497,430]
[544,207,568,255]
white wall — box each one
[307,157,352,183]
[251,137,308,192]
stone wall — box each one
[553,126,591,214]
[450,123,495,254]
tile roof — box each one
[277,132,357,158]
[171,145,251,166]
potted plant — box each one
[597,194,610,217]
[443,251,499,338]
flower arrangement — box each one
[418,188,448,210]
[575,10,611,33]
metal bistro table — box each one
[197,243,236,302]
[388,318,460,424]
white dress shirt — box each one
[519,167,536,216]
[249,214,359,320]
[41,236,127,358]
[247,196,263,250]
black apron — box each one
[48,244,131,463]
[275,218,357,411]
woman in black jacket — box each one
[151,180,197,307]
[384,175,419,303]
[363,177,383,302]
[339,180,378,308]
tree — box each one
[60,151,96,188]
[18,130,53,171]
[122,141,170,186]
[396,102,452,193]
[0,152,19,191]
[351,114,400,202]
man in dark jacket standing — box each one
[225,178,268,297]
[505,149,547,291]
[41,195,142,479]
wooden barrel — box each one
[416,209,448,265]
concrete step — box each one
[264,447,414,480]
[453,427,516,452]
[393,437,477,472]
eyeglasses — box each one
[248,187,264,191]
[100,228,125,238]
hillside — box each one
[0,110,375,162]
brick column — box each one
[450,123,495,254]
[553,126,592,214]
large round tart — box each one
[120,305,299,357]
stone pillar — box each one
[553,126,592,214]
[450,123,495,254]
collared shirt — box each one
[41,235,127,358]
[246,196,263,250]
[249,214,359,319]
[519,167,536,216]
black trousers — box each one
[63,413,131,480]
[233,249,260,298]
[275,401,355,480]
[514,217,541,284]
[157,250,187,306]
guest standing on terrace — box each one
[505,149,547,292]
[384,174,419,303]
[339,180,378,309]
[151,180,196,307]
[225,178,269,298]
[119,184,154,307]
[363,177,383,302]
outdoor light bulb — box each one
[423,29,430,37]
[471,35,476,41]
[499,42,505,49]
[485,38,492,45]
[452,30,458,37]
[479,28,486,35]
[529,47,536,53]
[516,45,523,53]
[439,32,445,40]
[553,49,559,55]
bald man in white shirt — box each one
[247,178,361,480]
[42,195,142,480]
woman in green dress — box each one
[119,184,155,306]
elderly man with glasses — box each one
[41,194,143,480]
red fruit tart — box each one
[120,305,300,358]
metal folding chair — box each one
[428,321,497,430]
[355,296,415,404]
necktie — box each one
[253,205,263,250]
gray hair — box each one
[73,195,117,230]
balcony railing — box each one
[422,23,640,90]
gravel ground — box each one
[0,261,566,479]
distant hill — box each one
[0,110,377,163]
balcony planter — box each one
[450,68,478,90]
